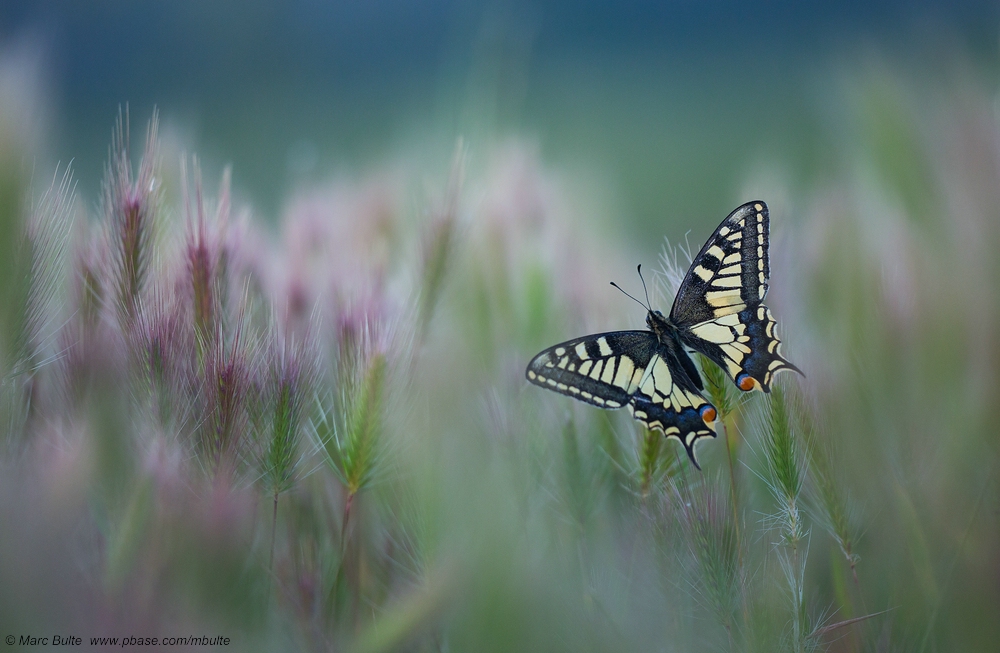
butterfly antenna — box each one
[637,264,652,309]
[610,278,650,312]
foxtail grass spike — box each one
[418,139,465,340]
[105,109,160,329]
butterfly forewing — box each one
[525,331,658,409]
[670,201,769,326]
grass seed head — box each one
[103,110,160,329]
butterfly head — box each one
[645,309,670,332]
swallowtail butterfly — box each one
[525,201,801,468]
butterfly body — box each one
[526,201,801,467]
[644,309,704,393]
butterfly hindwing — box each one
[525,331,658,409]
[670,201,769,326]
[681,305,801,392]
[627,353,716,468]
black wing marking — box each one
[680,305,802,393]
[670,201,769,327]
[627,352,717,468]
[525,331,658,409]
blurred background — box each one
[1,2,1000,652]
[3,0,997,248]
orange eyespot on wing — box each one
[699,405,717,423]
[737,373,756,391]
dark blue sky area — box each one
[1,0,997,228]
[4,1,996,92]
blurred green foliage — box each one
[1,47,999,653]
